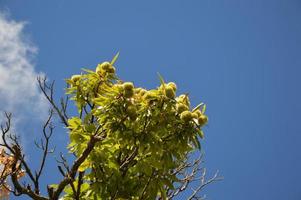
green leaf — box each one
[197,129,204,139]
[79,159,90,172]
[68,117,82,130]
[192,136,201,149]
[108,160,119,170]
[82,68,96,74]
[111,52,120,65]
[202,104,207,113]
[157,73,165,86]
[159,182,167,200]
[63,185,73,195]
[192,102,204,112]
[81,183,90,191]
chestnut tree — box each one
[0,54,221,200]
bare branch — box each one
[33,109,55,194]
[10,145,48,200]
[187,170,223,200]
[37,77,69,127]
[167,153,222,200]
[0,112,52,200]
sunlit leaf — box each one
[111,52,120,65]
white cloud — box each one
[0,12,48,129]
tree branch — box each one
[51,129,106,199]
[37,77,69,127]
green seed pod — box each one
[167,82,177,91]
[124,89,134,98]
[191,112,198,119]
[71,75,81,83]
[165,86,176,98]
[134,88,146,97]
[198,115,208,126]
[96,62,112,75]
[180,111,193,122]
[95,64,103,75]
[139,89,147,96]
[106,66,116,74]
[100,61,111,71]
[177,103,189,114]
[134,88,142,93]
[193,110,202,117]
[123,82,134,91]
[177,94,190,107]
[126,105,137,120]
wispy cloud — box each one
[0,12,48,129]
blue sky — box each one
[0,0,301,199]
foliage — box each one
[0,55,220,200]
